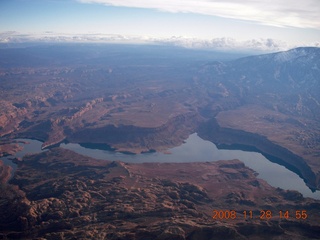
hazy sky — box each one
[0,0,319,50]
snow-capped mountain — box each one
[203,47,320,120]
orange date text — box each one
[212,210,308,220]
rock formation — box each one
[1,148,319,239]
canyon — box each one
[1,148,320,239]
[0,44,320,239]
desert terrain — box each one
[0,44,320,239]
[1,148,320,239]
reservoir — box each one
[2,133,320,199]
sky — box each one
[0,0,319,51]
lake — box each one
[1,133,320,199]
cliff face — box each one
[195,47,320,190]
[0,100,28,137]
[1,46,319,192]
[197,118,318,191]
[1,148,319,239]
[68,112,203,153]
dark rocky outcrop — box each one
[1,149,319,239]
[197,118,318,191]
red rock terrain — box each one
[0,46,319,190]
[0,141,23,158]
[0,148,319,239]
[1,45,320,239]
[0,160,12,184]
[1,46,319,190]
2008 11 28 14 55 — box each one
[212,210,308,220]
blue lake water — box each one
[1,133,319,199]
[1,139,48,175]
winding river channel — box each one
[1,133,320,199]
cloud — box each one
[2,31,319,53]
[0,31,290,52]
[154,36,290,52]
[77,0,320,29]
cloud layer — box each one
[77,0,320,29]
[2,31,319,53]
